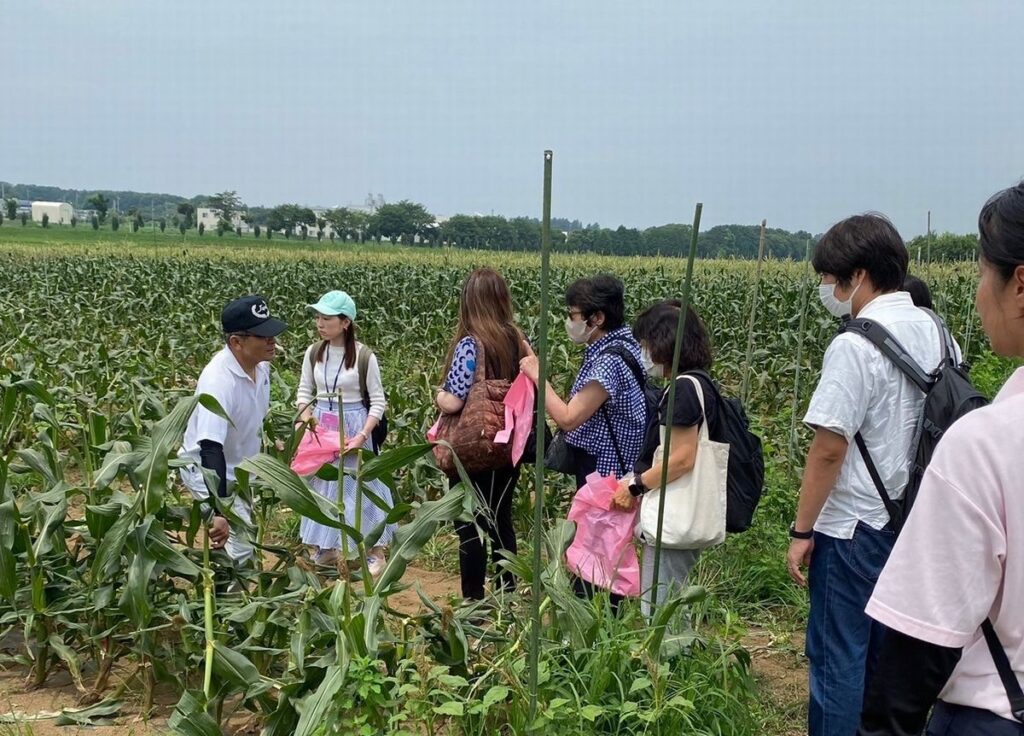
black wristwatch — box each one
[628,475,648,498]
[789,522,813,540]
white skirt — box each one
[299,400,397,554]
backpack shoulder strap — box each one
[981,618,1024,722]
[840,318,933,393]
[920,308,956,366]
[308,340,328,371]
[599,343,645,390]
[357,345,373,406]
[853,432,904,531]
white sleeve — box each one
[365,352,387,420]
[803,335,875,442]
[193,375,231,445]
[296,344,317,410]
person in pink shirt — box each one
[859,183,1024,735]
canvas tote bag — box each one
[639,375,729,549]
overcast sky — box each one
[4,1,1022,236]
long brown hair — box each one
[442,268,523,382]
[313,317,357,370]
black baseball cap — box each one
[221,295,288,337]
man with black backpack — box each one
[786,214,963,736]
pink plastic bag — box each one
[290,429,343,476]
[565,472,641,597]
[493,373,535,465]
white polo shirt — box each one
[178,346,271,490]
[804,292,954,539]
[867,367,1024,722]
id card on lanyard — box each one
[319,410,340,433]
[323,344,346,429]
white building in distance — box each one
[196,207,249,232]
[31,201,74,224]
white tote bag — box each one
[639,375,729,550]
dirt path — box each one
[745,627,809,735]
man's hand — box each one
[209,516,230,549]
[787,537,814,587]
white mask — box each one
[641,347,663,378]
[818,277,863,319]
[565,317,596,344]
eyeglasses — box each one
[567,309,584,319]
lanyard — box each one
[324,345,345,412]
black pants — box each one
[454,465,520,600]
[927,702,1024,735]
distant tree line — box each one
[1,182,983,260]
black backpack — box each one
[840,310,1024,723]
[686,371,765,533]
[839,309,987,531]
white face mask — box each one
[640,347,663,378]
[818,277,864,318]
[565,317,596,344]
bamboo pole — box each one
[527,150,553,728]
[649,203,702,615]
[740,221,767,405]
[789,238,812,464]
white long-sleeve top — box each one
[296,341,386,419]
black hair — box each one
[565,273,626,331]
[633,299,712,372]
[811,213,908,291]
[978,182,1024,281]
[902,274,933,310]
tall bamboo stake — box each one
[926,210,933,281]
[527,150,553,728]
[740,220,767,405]
[649,203,702,614]
[789,238,812,464]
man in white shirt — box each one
[178,295,287,563]
[785,214,948,736]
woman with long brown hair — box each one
[436,268,525,601]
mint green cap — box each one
[307,290,357,320]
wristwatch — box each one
[628,474,648,498]
[788,522,813,540]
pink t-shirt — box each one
[866,367,1024,721]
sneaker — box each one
[366,552,386,578]
[315,548,339,566]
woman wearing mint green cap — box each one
[295,290,395,573]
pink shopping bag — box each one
[290,429,343,476]
[565,472,641,597]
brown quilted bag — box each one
[432,339,513,477]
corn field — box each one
[0,238,1011,735]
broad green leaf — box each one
[433,701,464,717]
[55,697,123,727]
[168,689,221,736]
[293,664,348,736]
[0,500,18,601]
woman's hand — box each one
[345,431,367,453]
[611,477,636,511]
[519,340,539,383]
[295,415,317,431]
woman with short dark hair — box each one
[612,299,721,618]
[520,273,647,488]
